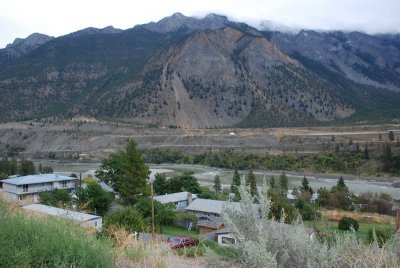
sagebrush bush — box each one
[223,182,336,267]
[222,183,400,268]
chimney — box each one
[187,192,193,204]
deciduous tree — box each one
[76,183,114,216]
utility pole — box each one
[151,180,155,240]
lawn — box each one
[304,220,396,239]
[161,225,199,238]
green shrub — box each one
[104,206,147,233]
[338,217,359,231]
[367,228,396,247]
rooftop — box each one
[1,174,77,185]
[154,191,197,204]
[185,198,241,215]
[22,204,101,222]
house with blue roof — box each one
[1,174,78,205]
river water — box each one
[35,161,400,199]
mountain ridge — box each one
[0,13,400,127]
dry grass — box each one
[106,226,207,268]
[321,209,396,224]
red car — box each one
[166,235,197,249]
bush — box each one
[367,228,396,247]
[38,188,72,207]
[222,183,400,267]
[104,207,147,233]
[338,217,359,231]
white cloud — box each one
[1,0,399,48]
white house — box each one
[154,192,197,211]
[185,198,242,218]
[22,204,102,230]
[1,174,78,205]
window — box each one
[61,181,67,188]
[22,184,28,192]
[221,237,236,245]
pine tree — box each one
[279,171,288,193]
[301,176,313,194]
[334,176,348,192]
[231,168,241,194]
[246,169,257,197]
[10,158,18,175]
[364,144,370,160]
[382,143,393,171]
[18,159,36,176]
[213,175,222,194]
[388,131,395,141]
[95,140,150,205]
[270,176,276,189]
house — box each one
[154,192,197,211]
[22,204,102,230]
[1,174,78,205]
[185,198,242,218]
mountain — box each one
[142,12,228,33]
[0,33,54,64]
[68,26,122,37]
[268,30,400,91]
[0,13,400,127]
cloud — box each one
[0,0,399,48]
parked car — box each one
[166,235,197,249]
[198,216,211,221]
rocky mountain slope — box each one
[0,33,54,64]
[0,13,400,128]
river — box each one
[35,161,400,199]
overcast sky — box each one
[1,0,400,48]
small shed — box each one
[22,204,102,230]
[197,219,225,234]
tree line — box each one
[142,141,400,175]
[0,158,53,179]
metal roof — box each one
[22,204,101,222]
[154,192,197,204]
[185,198,241,215]
[1,174,77,185]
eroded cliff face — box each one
[110,27,354,128]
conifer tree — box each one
[270,176,276,189]
[246,169,257,197]
[231,168,241,194]
[279,171,288,193]
[213,175,222,194]
[301,176,313,194]
[364,144,370,160]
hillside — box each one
[1,13,400,127]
